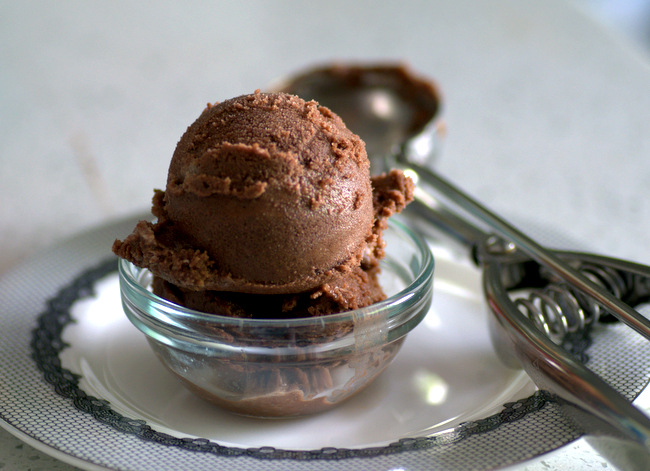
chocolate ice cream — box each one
[113,91,413,317]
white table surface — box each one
[1,0,649,469]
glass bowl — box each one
[118,219,434,418]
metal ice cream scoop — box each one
[276,64,650,466]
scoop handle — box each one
[406,184,487,258]
[401,156,650,342]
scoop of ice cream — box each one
[147,169,413,318]
[114,91,377,294]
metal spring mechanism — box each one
[513,264,630,345]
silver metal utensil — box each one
[276,63,650,466]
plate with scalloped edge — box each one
[1,213,648,471]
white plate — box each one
[1,214,645,471]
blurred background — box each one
[1,0,649,275]
[575,0,650,56]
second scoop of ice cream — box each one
[114,91,386,294]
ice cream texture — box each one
[113,90,414,317]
